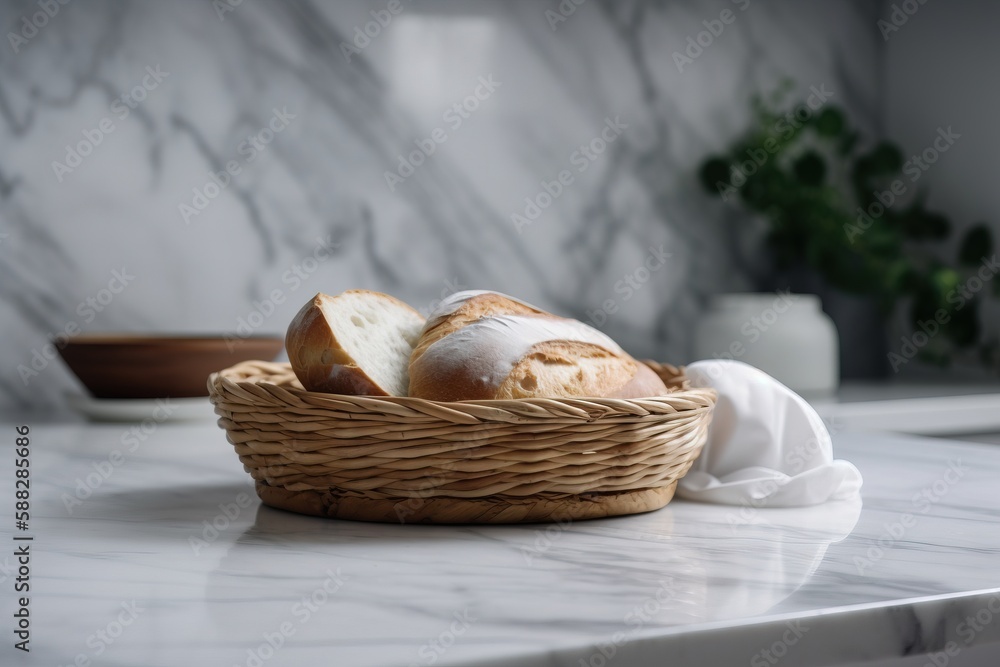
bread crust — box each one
[409,294,668,401]
[410,291,547,366]
[285,290,423,396]
[496,340,638,400]
[608,361,672,399]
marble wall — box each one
[0,0,883,409]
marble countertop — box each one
[810,382,1000,435]
[5,416,1000,667]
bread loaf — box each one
[408,291,668,401]
[285,290,425,396]
[410,290,547,367]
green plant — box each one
[698,86,998,368]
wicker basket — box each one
[208,360,716,524]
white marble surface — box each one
[811,383,1000,436]
[0,0,884,410]
[2,416,999,666]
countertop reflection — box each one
[8,419,999,666]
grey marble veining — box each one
[0,0,883,409]
[3,419,999,666]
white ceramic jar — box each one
[693,293,839,394]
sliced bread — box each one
[286,290,425,396]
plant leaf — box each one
[867,142,904,175]
[943,304,980,347]
[814,107,846,138]
[958,224,993,266]
[793,151,826,187]
[699,158,732,195]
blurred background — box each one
[2,0,998,409]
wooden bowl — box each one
[59,335,283,399]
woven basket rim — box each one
[208,360,717,522]
[208,360,717,418]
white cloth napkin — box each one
[676,360,863,506]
